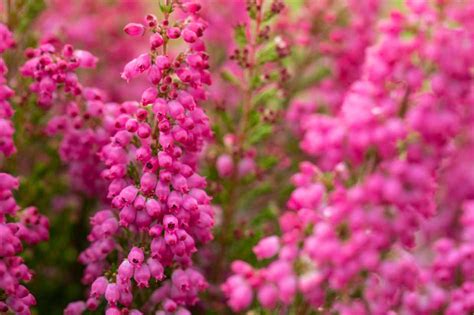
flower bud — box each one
[150,33,164,49]
[216,154,233,177]
[167,27,181,39]
[124,23,146,36]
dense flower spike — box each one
[0,24,16,157]
[0,23,49,315]
[224,1,474,313]
[282,0,381,114]
[20,43,118,196]
[68,1,214,313]
[36,0,149,101]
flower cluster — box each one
[36,0,149,101]
[282,0,381,115]
[0,23,16,157]
[20,43,115,195]
[0,23,49,315]
[223,1,474,313]
[67,1,214,313]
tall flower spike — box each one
[0,23,49,315]
[70,1,214,313]
[20,42,118,196]
[224,1,474,313]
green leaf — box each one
[254,88,277,107]
[248,110,261,129]
[258,155,279,170]
[218,110,234,131]
[127,163,140,185]
[159,2,173,14]
[248,124,273,144]
[256,42,279,65]
[251,203,278,227]
[248,5,258,20]
[234,24,247,48]
[250,74,263,89]
[211,124,222,141]
[18,0,46,33]
[220,70,240,86]
[263,10,277,22]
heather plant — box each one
[0,22,49,315]
[223,1,474,314]
[65,2,214,314]
[202,0,289,278]
[35,0,149,101]
[1,0,474,314]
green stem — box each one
[214,1,265,281]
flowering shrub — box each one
[0,23,49,315]
[1,0,474,314]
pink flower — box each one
[73,50,98,68]
[150,33,164,49]
[216,154,234,177]
[104,283,120,304]
[182,29,197,43]
[253,236,280,260]
[64,301,86,315]
[128,247,144,267]
[222,275,253,312]
[167,27,181,39]
[117,259,134,282]
[90,276,108,298]
[257,284,278,309]
[134,264,151,288]
[124,23,146,36]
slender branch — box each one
[213,0,265,283]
